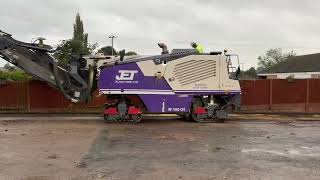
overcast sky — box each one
[1,0,320,69]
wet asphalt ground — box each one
[0,114,320,180]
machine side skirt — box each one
[102,93,239,123]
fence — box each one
[0,80,107,113]
[241,79,320,113]
[1,79,320,113]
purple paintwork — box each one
[99,63,171,91]
[98,62,241,113]
[139,95,192,113]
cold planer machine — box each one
[0,30,241,123]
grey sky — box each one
[1,0,320,69]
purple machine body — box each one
[98,60,241,113]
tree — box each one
[0,70,30,81]
[97,46,118,56]
[97,46,138,56]
[1,63,29,81]
[53,13,97,67]
[242,67,258,79]
[54,40,75,67]
[257,48,295,72]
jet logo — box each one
[116,70,138,81]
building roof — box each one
[260,53,320,74]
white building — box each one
[258,53,320,79]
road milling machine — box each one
[0,30,241,123]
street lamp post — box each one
[108,34,117,56]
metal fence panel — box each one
[0,81,27,110]
[272,79,307,104]
[29,81,69,109]
[240,80,270,105]
[309,79,320,103]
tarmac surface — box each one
[0,114,320,180]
